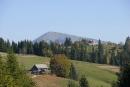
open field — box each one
[0,52,118,87]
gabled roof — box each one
[35,64,48,69]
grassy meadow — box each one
[0,52,118,87]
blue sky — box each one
[0,0,130,43]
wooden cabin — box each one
[31,64,49,75]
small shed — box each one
[31,64,49,75]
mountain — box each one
[33,32,98,44]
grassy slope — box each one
[72,61,117,87]
[0,52,117,87]
[17,55,49,70]
[17,55,117,87]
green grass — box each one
[17,55,50,70]
[72,60,117,87]
[16,55,117,87]
[0,52,117,87]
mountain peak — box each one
[33,32,97,44]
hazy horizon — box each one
[0,0,130,43]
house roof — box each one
[35,64,48,69]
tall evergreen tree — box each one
[97,39,104,64]
[0,38,5,52]
[6,52,35,87]
[124,37,130,54]
[113,37,130,87]
[0,54,4,86]
[6,40,11,51]
[69,63,78,80]
[6,52,19,78]
[79,75,89,87]
[90,46,96,63]
[115,63,130,87]
[64,38,72,47]
[122,37,130,65]
[11,41,18,53]
[0,54,16,87]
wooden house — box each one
[31,64,49,75]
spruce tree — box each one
[97,39,104,64]
[6,52,35,87]
[64,38,72,47]
[0,54,4,86]
[11,41,18,53]
[69,63,78,80]
[116,63,130,87]
[6,52,19,78]
[122,37,130,65]
[79,75,89,87]
[113,37,130,87]
[124,37,130,54]
[0,54,16,87]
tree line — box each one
[0,37,130,66]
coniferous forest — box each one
[1,37,130,66]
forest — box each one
[0,37,129,66]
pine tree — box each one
[124,37,130,54]
[0,38,5,52]
[6,52,35,87]
[11,41,18,53]
[0,54,4,86]
[79,75,89,87]
[116,63,130,87]
[112,37,130,87]
[6,52,19,78]
[0,54,16,87]
[91,46,96,63]
[122,37,130,65]
[64,38,72,47]
[97,39,104,64]
[6,40,11,51]
[69,63,78,80]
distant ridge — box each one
[33,31,98,44]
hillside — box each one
[33,31,98,44]
[0,52,118,87]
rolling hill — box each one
[0,52,118,87]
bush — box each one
[50,54,71,78]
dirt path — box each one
[96,64,120,73]
[32,75,67,87]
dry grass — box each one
[32,75,69,87]
[96,64,120,73]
